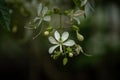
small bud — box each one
[53,7,60,14]
[63,57,68,66]
[69,53,73,57]
[12,25,17,33]
[47,26,53,32]
[76,31,84,41]
[44,31,49,36]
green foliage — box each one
[0,0,10,31]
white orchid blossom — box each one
[48,31,75,54]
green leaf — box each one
[0,0,10,31]
[63,57,68,66]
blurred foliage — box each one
[0,0,10,31]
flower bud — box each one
[72,25,79,31]
[44,31,49,36]
[75,45,82,54]
[76,31,84,41]
[69,53,73,57]
[53,7,60,14]
[47,26,53,32]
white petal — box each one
[48,36,58,44]
[73,17,80,24]
[62,31,69,41]
[54,31,60,41]
[42,7,48,16]
[33,17,40,22]
[43,16,51,22]
[81,0,87,7]
[63,40,75,46]
[49,45,59,54]
[38,3,42,16]
[74,10,85,16]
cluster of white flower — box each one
[25,0,90,65]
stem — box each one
[60,45,63,53]
[33,24,43,39]
[59,14,62,29]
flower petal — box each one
[54,31,60,41]
[75,45,82,54]
[63,40,75,46]
[34,17,40,22]
[49,45,59,54]
[49,36,58,44]
[38,3,42,16]
[43,16,51,22]
[81,0,87,7]
[42,7,48,16]
[73,17,80,24]
[62,31,69,41]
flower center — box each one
[58,38,63,45]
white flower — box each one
[25,3,51,29]
[33,3,51,28]
[48,31,75,54]
[75,45,83,54]
[68,10,84,24]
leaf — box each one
[63,57,68,66]
[0,0,10,31]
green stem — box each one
[33,23,43,39]
[60,14,62,29]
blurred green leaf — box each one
[0,0,10,31]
